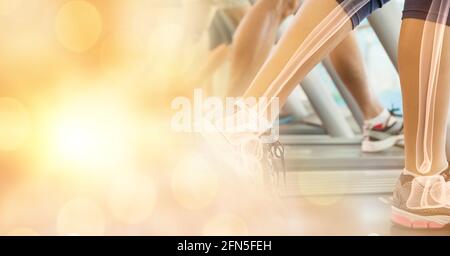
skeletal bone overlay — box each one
[204,1,450,186]
[416,0,450,175]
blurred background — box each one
[0,0,403,235]
[0,0,289,236]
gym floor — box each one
[284,194,450,236]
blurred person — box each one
[215,0,449,228]
[198,0,403,152]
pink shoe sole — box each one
[391,207,445,229]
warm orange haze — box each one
[0,0,304,236]
[1,0,449,236]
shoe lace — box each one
[406,169,450,209]
[235,130,287,189]
[266,140,287,187]
[388,105,403,118]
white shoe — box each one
[362,113,404,153]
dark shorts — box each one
[403,0,450,26]
[336,0,450,28]
[336,0,389,28]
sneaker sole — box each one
[391,206,450,229]
[362,135,404,153]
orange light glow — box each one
[55,0,102,52]
[0,0,306,236]
[0,0,22,16]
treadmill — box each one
[277,1,405,196]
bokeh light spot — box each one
[57,198,105,236]
[55,0,102,52]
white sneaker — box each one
[361,112,404,153]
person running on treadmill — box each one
[199,0,404,153]
[218,0,450,228]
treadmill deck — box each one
[279,135,404,196]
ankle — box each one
[364,109,390,127]
[361,102,384,121]
[363,110,381,121]
[404,161,449,176]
